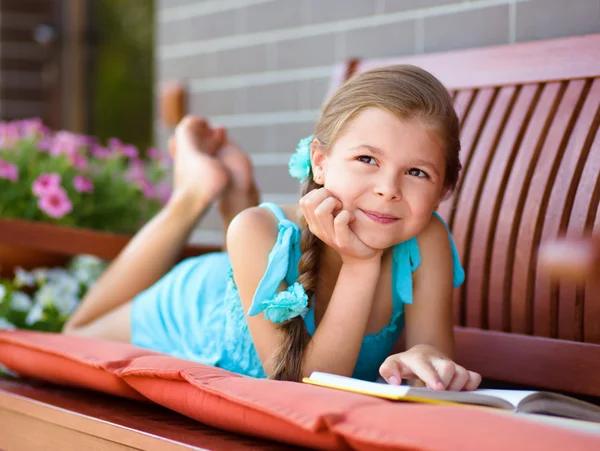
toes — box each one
[213,126,227,150]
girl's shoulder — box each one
[416,213,452,250]
[412,213,463,287]
[226,206,280,251]
[226,204,301,258]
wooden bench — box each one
[1,33,599,449]
[330,33,600,398]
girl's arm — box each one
[379,215,481,391]
[228,204,381,379]
[405,215,455,358]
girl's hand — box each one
[300,188,382,264]
[379,344,482,391]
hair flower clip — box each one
[288,135,313,182]
[261,282,309,324]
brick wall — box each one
[0,0,57,123]
[155,0,600,244]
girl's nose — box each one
[374,178,402,201]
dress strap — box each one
[247,203,304,320]
[259,202,288,223]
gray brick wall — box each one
[155,0,600,244]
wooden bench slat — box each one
[488,83,546,333]
[445,88,498,326]
[526,79,589,338]
[511,81,570,337]
[473,84,539,332]
[503,82,563,335]
[356,34,600,90]
[575,128,600,343]
[466,85,522,330]
[445,88,497,233]
[585,185,600,343]
[547,79,600,342]
[537,78,598,341]
[437,89,477,223]
[454,87,517,329]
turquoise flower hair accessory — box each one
[288,135,314,182]
[261,282,309,324]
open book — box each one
[303,371,600,423]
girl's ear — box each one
[310,138,327,183]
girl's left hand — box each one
[379,344,482,391]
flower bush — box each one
[0,118,172,234]
[0,255,107,333]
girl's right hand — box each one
[300,188,382,264]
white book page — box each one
[308,372,537,410]
[467,389,538,408]
[308,372,410,397]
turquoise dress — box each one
[130,202,465,381]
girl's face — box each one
[312,107,448,250]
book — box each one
[302,371,600,423]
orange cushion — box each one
[0,330,598,450]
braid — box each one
[270,177,322,381]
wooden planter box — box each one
[0,218,220,276]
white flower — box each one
[14,267,35,288]
[70,255,106,287]
[0,284,6,302]
[54,295,79,315]
[46,268,76,284]
[10,291,33,312]
[0,318,16,330]
[32,269,49,285]
[25,302,44,325]
[34,278,80,314]
[34,284,54,307]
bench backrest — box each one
[330,34,600,396]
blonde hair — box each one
[270,65,462,381]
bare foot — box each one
[214,128,260,225]
[169,116,229,209]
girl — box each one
[64,65,482,391]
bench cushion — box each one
[0,330,599,450]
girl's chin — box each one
[352,229,402,250]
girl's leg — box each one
[63,116,229,339]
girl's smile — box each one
[359,209,400,225]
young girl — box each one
[64,65,482,391]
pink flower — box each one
[19,118,50,139]
[154,181,172,205]
[90,144,113,159]
[147,147,172,167]
[120,144,139,159]
[70,153,88,169]
[32,173,62,196]
[38,186,72,219]
[125,160,146,183]
[137,178,155,199]
[0,160,18,182]
[147,147,163,160]
[108,138,122,150]
[73,175,94,193]
[37,137,52,152]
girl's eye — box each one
[407,168,428,178]
[357,155,377,165]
